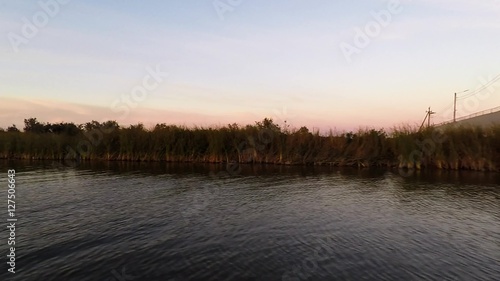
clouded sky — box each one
[1,0,499,131]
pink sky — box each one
[1,1,499,132]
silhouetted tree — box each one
[48,122,81,136]
[0,117,498,171]
[7,125,20,132]
[23,118,45,133]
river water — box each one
[0,160,499,281]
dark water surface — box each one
[1,160,499,281]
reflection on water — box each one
[0,160,498,281]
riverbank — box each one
[1,118,499,172]
[1,156,498,172]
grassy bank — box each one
[1,118,499,172]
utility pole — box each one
[420,107,436,130]
[453,89,469,122]
[453,93,457,122]
[427,107,435,128]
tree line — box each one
[1,118,499,172]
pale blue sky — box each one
[1,0,499,131]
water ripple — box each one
[0,162,499,281]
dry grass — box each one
[1,119,499,172]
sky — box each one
[1,0,499,132]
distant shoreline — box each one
[1,156,499,173]
[1,118,499,173]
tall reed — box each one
[1,118,498,171]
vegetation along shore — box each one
[1,118,499,172]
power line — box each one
[456,74,500,100]
[457,75,500,100]
[457,74,500,99]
